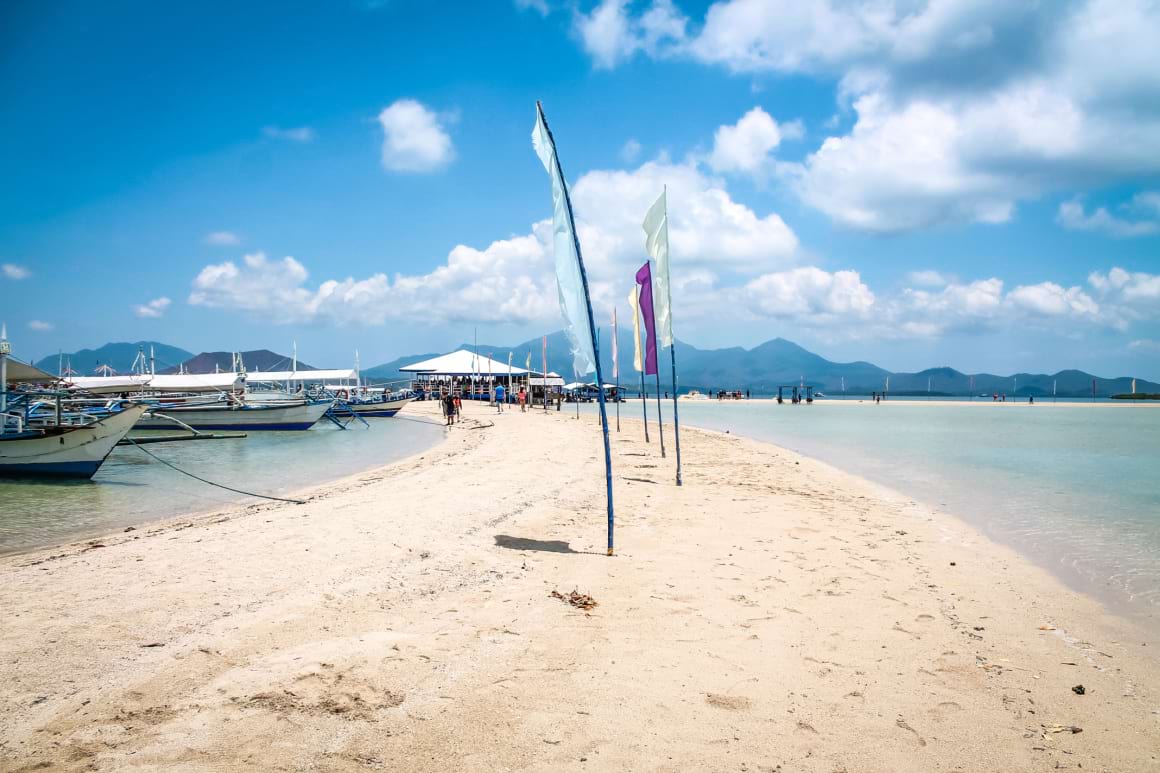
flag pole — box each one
[537,101,615,556]
[660,188,682,484]
[641,369,649,442]
[654,370,666,458]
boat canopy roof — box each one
[66,373,241,393]
[247,369,358,382]
[3,357,56,383]
[399,349,534,376]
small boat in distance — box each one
[680,390,709,400]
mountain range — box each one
[36,334,1159,397]
[33,343,311,377]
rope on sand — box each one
[123,437,307,505]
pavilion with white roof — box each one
[399,349,563,403]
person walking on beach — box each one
[518,388,527,412]
[495,383,505,413]
[442,392,455,427]
[454,392,462,419]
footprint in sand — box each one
[705,693,751,710]
[896,717,927,747]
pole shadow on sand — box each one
[493,535,606,556]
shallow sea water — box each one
[591,398,1160,623]
[0,415,446,554]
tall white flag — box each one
[628,286,643,373]
[611,307,619,380]
[532,107,596,377]
[642,188,673,347]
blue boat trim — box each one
[0,461,101,479]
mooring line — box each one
[123,437,307,505]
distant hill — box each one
[34,341,193,376]
[166,349,315,374]
[370,331,1160,398]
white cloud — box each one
[742,267,874,320]
[1057,199,1159,237]
[1007,282,1099,318]
[2,263,30,280]
[620,138,642,163]
[204,231,241,246]
[185,157,799,326]
[377,99,455,173]
[134,297,172,319]
[1129,338,1160,351]
[262,126,316,143]
[575,0,686,69]
[708,107,801,177]
[583,0,1160,232]
[28,320,52,332]
[1088,267,1160,308]
[905,270,949,287]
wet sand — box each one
[1,400,1157,772]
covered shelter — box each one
[4,358,60,384]
[400,349,535,401]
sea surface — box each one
[594,397,1160,623]
[0,415,446,554]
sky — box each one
[1,0,1159,378]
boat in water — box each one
[342,394,413,417]
[680,390,710,401]
[1,403,147,478]
[133,397,332,431]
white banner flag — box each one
[532,107,596,377]
[643,188,673,348]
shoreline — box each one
[2,401,1157,771]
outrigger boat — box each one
[1,327,147,478]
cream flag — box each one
[628,286,643,373]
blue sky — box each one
[2,0,1159,378]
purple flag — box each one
[635,261,658,376]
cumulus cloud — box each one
[28,320,53,332]
[1057,197,1160,237]
[575,0,686,69]
[708,107,802,177]
[185,155,799,326]
[742,267,874,320]
[2,263,30,280]
[133,297,172,319]
[377,99,455,173]
[577,0,1160,232]
[204,231,241,246]
[262,126,316,143]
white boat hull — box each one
[0,404,147,478]
[345,397,412,417]
[135,401,331,431]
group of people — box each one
[440,385,532,426]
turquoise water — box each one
[596,399,1160,621]
[0,416,446,554]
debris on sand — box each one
[551,589,597,611]
[1072,684,1086,695]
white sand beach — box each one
[1,400,1157,772]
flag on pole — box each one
[542,335,547,374]
[635,261,659,376]
[643,189,673,348]
[611,307,619,380]
[1132,378,1137,394]
[533,107,596,377]
[628,286,643,373]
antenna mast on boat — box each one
[1,323,9,418]
[150,345,156,377]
